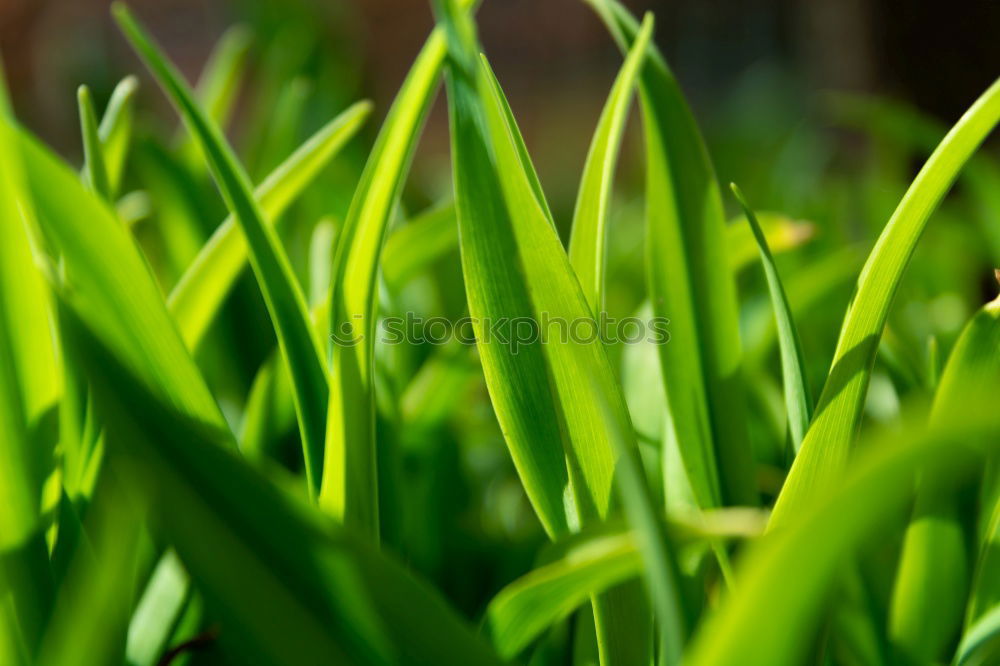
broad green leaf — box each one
[568,13,652,314]
[437,2,652,663]
[685,397,1000,666]
[36,471,139,666]
[887,289,1000,661]
[0,87,64,657]
[770,77,1000,525]
[97,75,139,195]
[14,121,224,429]
[168,100,372,350]
[951,288,1000,625]
[730,184,812,452]
[320,0,474,535]
[115,4,329,495]
[58,298,504,666]
[77,86,112,201]
[584,0,756,508]
[486,530,642,659]
[0,89,59,552]
[889,493,966,662]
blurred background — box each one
[4,0,1000,209]
[2,0,999,620]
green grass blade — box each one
[320,2,473,536]
[58,297,504,666]
[486,530,642,659]
[585,0,755,509]
[0,93,59,551]
[0,88,63,657]
[97,75,138,195]
[956,603,1000,666]
[770,77,1000,525]
[730,184,812,452]
[568,13,652,313]
[686,396,1000,666]
[114,3,329,496]
[77,86,112,201]
[437,3,652,663]
[14,122,224,430]
[167,100,371,350]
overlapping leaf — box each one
[584,0,756,508]
[115,3,329,494]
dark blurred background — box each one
[3,0,999,211]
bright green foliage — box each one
[771,77,1000,524]
[0,2,999,665]
[568,13,652,314]
[167,100,371,350]
[585,0,756,510]
[887,290,1000,661]
[486,530,641,658]
[320,1,473,535]
[114,4,329,496]
[77,86,112,201]
[731,184,812,452]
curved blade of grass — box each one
[957,603,1000,666]
[77,86,112,201]
[97,75,138,195]
[114,3,329,495]
[568,13,652,314]
[730,184,812,452]
[167,100,372,350]
[320,0,474,536]
[15,121,224,429]
[437,3,652,663]
[58,297,504,666]
[584,0,755,508]
[686,396,1000,666]
[486,530,642,659]
[770,77,1000,525]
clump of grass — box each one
[0,1,999,664]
